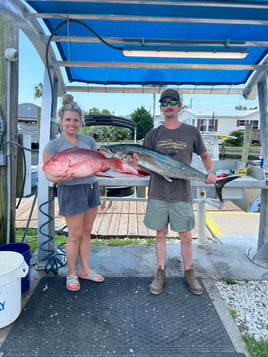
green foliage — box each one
[225,278,237,285]
[130,106,154,140]
[243,335,268,357]
[80,125,132,143]
[16,228,38,252]
[81,107,133,142]
[229,308,238,319]
[84,108,112,115]
[235,104,247,110]
[224,130,244,146]
[16,229,157,253]
[34,82,43,99]
[91,237,155,246]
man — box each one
[143,88,216,295]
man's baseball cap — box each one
[159,89,180,103]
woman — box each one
[43,94,104,291]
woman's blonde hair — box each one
[58,94,83,122]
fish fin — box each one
[137,168,151,176]
[215,175,240,202]
[95,172,114,177]
[93,149,107,157]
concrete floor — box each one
[1,235,267,356]
[1,178,266,355]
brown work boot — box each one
[184,267,204,295]
[150,266,166,295]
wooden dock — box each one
[15,197,241,239]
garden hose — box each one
[38,185,66,273]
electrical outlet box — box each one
[0,117,5,132]
[0,152,6,166]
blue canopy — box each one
[24,0,268,91]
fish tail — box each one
[215,175,240,202]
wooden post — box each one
[241,122,253,164]
[0,15,19,245]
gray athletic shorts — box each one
[143,199,195,232]
[57,182,101,216]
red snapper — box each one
[42,147,145,180]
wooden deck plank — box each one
[15,197,238,238]
[117,201,130,236]
[111,200,124,213]
[106,201,123,236]
[97,212,113,236]
[128,201,138,235]
[107,213,120,236]
[93,209,104,235]
[16,199,32,218]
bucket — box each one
[0,243,32,293]
[0,251,29,329]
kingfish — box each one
[42,147,146,180]
[100,143,240,203]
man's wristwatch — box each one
[207,169,216,175]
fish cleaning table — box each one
[97,163,267,201]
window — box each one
[252,120,258,129]
[199,119,216,132]
[208,119,215,131]
[199,119,207,132]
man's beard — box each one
[165,110,175,118]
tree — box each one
[225,130,244,146]
[84,108,112,115]
[130,106,153,140]
[34,82,43,98]
[82,108,132,142]
[235,104,247,110]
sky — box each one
[18,31,259,117]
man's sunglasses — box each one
[160,100,179,107]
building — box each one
[18,103,40,152]
[154,108,260,145]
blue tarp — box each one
[26,0,268,86]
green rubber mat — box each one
[0,277,245,357]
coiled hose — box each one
[38,186,66,273]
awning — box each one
[3,0,268,98]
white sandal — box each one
[79,270,104,283]
[66,275,80,291]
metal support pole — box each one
[197,187,207,244]
[245,72,268,268]
[6,59,11,244]
[37,67,58,269]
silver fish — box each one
[100,143,240,203]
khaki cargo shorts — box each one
[143,199,195,232]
